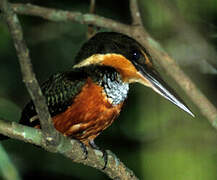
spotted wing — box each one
[19,71,86,127]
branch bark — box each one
[11,1,217,128]
[129,0,143,26]
[87,0,96,38]
[11,3,130,34]
[0,1,139,179]
[0,0,217,179]
[0,119,138,180]
[0,0,60,147]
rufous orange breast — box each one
[53,78,123,145]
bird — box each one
[1,32,194,168]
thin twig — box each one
[128,1,217,127]
[0,1,139,179]
[0,119,139,180]
[87,0,96,39]
[0,0,60,146]
[11,2,217,127]
[145,43,217,125]
[0,0,216,179]
[129,0,143,25]
[11,3,130,34]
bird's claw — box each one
[101,149,108,170]
[77,140,88,159]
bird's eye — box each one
[132,51,141,61]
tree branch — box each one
[87,0,96,39]
[0,119,138,180]
[0,0,60,147]
[10,2,217,127]
[129,0,143,26]
[11,3,131,35]
[0,0,217,179]
[0,1,139,179]
[139,36,217,127]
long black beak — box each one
[135,63,194,117]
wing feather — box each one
[19,71,86,127]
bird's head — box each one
[74,32,194,117]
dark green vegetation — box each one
[0,0,217,179]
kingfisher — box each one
[2,32,194,167]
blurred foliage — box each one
[0,144,21,180]
[0,0,217,179]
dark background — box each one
[0,0,217,179]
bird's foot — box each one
[89,140,108,170]
[77,140,88,159]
